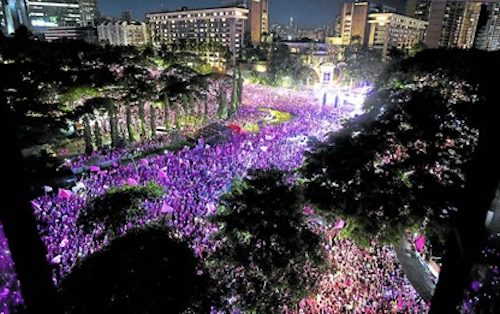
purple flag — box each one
[397,291,404,310]
[206,202,216,215]
[59,238,69,248]
[333,219,345,230]
[58,188,72,200]
[90,165,100,172]
[471,281,481,292]
[140,158,149,166]
[127,178,138,186]
[112,161,119,167]
[30,200,41,211]
[158,170,168,179]
[415,235,425,253]
[161,202,174,214]
[303,206,314,215]
[51,255,62,264]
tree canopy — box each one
[300,49,494,247]
[207,168,329,313]
[58,224,209,314]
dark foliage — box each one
[208,168,329,313]
[58,224,209,314]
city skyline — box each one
[99,0,406,29]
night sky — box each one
[99,0,407,28]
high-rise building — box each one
[333,14,342,37]
[248,0,268,43]
[457,2,482,48]
[28,0,81,33]
[474,3,500,51]
[406,0,482,49]
[340,1,370,45]
[79,0,98,26]
[0,0,30,35]
[97,20,148,46]
[147,6,248,64]
[367,12,428,59]
[405,0,431,21]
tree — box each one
[0,83,63,314]
[207,168,328,313]
[299,48,500,312]
[343,46,384,86]
[300,50,482,247]
[77,181,164,239]
[58,224,211,314]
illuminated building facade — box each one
[340,1,370,45]
[0,0,30,35]
[474,2,500,51]
[27,0,81,33]
[249,0,268,43]
[147,6,248,59]
[97,20,149,46]
[78,0,97,26]
[367,12,427,60]
[406,0,482,49]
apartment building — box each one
[97,20,149,46]
[248,0,268,43]
[367,12,427,59]
[147,6,248,58]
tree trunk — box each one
[174,101,181,130]
[203,97,209,124]
[429,103,500,313]
[109,105,119,148]
[164,97,171,130]
[0,91,63,314]
[93,119,103,151]
[126,105,134,143]
[229,76,237,117]
[182,95,189,127]
[138,102,147,140]
[237,66,244,106]
[150,103,157,138]
[82,115,93,155]
[217,89,227,120]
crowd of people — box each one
[1,84,430,313]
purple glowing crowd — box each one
[0,84,429,313]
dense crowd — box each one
[0,84,429,313]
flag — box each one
[415,235,425,253]
[51,255,63,264]
[30,201,41,211]
[303,206,314,215]
[90,165,100,172]
[58,188,72,200]
[158,170,168,179]
[59,238,69,248]
[206,202,216,215]
[140,159,149,166]
[43,185,53,193]
[397,292,403,310]
[127,178,138,186]
[260,146,268,152]
[161,202,174,214]
[333,219,345,230]
[229,124,242,133]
